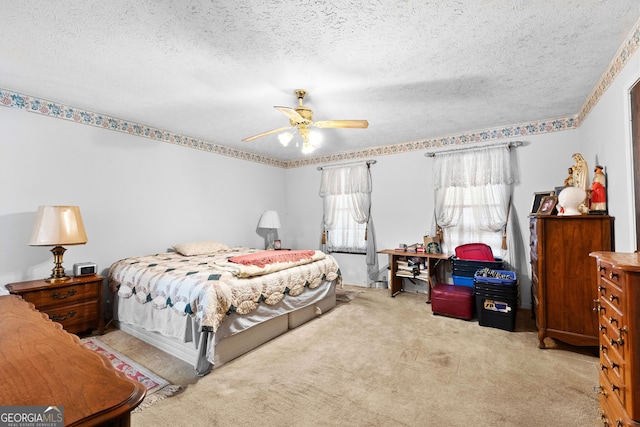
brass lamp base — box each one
[45,245,71,283]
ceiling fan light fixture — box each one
[308,130,322,145]
[301,142,316,154]
[278,132,293,146]
[242,89,368,153]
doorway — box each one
[633,79,640,250]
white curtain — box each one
[319,163,378,284]
[432,145,517,267]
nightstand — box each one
[6,274,105,335]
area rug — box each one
[81,337,181,412]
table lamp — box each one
[258,210,281,250]
[29,205,88,283]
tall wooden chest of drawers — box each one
[530,215,614,348]
[590,252,640,427]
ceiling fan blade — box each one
[313,120,369,129]
[275,106,305,124]
[242,126,293,142]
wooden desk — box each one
[0,295,145,426]
[378,249,450,301]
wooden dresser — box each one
[590,252,640,427]
[0,295,144,426]
[530,215,614,348]
[6,274,104,335]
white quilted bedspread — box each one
[108,248,341,332]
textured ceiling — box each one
[2,1,640,163]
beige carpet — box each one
[100,285,601,427]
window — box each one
[432,145,516,266]
[319,163,375,258]
[324,194,367,253]
[438,184,506,256]
[319,162,379,284]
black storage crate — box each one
[474,270,518,332]
[451,257,504,277]
[474,292,518,331]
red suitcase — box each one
[431,284,475,320]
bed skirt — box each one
[112,280,337,375]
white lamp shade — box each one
[29,206,88,246]
[258,210,281,229]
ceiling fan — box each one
[242,89,369,143]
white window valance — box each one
[432,146,516,190]
[319,165,372,196]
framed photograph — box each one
[531,191,554,214]
[273,239,282,250]
[537,196,558,215]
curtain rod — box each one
[317,159,377,170]
[424,141,523,157]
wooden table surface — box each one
[0,295,145,426]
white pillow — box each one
[173,240,230,256]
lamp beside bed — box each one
[258,210,281,250]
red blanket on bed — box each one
[228,250,316,268]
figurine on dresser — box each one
[589,165,607,214]
[558,153,591,215]
[571,153,589,192]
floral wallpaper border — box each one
[1,19,638,169]
[0,89,287,168]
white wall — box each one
[284,132,580,306]
[578,48,640,252]
[1,49,637,309]
[282,48,640,309]
[0,107,285,289]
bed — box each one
[107,241,341,375]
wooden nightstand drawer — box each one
[6,275,105,335]
[18,283,98,308]
[46,300,100,334]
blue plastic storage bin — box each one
[473,270,517,286]
[452,275,474,287]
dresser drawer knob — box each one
[609,337,624,347]
[608,317,618,326]
[599,325,607,332]
[609,294,619,303]
[597,386,608,397]
[52,289,76,299]
[608,272,619,280]
[611,362,619,370]
[593,300,601,312]
[600,364,608,371]
[50,311,76,322]
[598,285,607,294]
[600,344,608,353]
